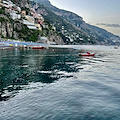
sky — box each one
[49,0,120,36]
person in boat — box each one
[87,52,90,54]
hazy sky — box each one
[49,0,120,36]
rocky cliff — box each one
[0,15,13,38]
[0,14,63,43]
[0,14,29,40]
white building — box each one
[25,15,35,23]
[47,41,56,45]
[23,20,37,30]
[10,13,21,20]
[16,6,21,12]
[2,0,13,7]
[37,36,48,43]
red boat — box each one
[32,46,44,49]
[79,52,95,57]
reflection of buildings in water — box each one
[27,52,45,71]
[15,48,18,56]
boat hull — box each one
[79,53,95,56]
[32,47,44,49]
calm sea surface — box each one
[0,47,120,120]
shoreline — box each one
[0,39,120,53]
[0,46,14,50]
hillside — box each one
[0,0,64,44]
[31,1,97,45]
[1,0,120,45]
[33,0,120,45]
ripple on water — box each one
[0,49,120,120]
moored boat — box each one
[32,46,44,49]
[79,52,95,56]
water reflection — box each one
[0,48,79,101]
[1,48,120,120]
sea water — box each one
[0,46,120,120]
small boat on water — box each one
[79,52,95,57]
[114,46,118,49]
[32,46,44,49]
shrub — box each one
[0,17,7,22]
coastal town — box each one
[0,0,85,47]
[0,0,58,48]
[0,0,44,32]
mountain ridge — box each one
[33,0,120,45]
